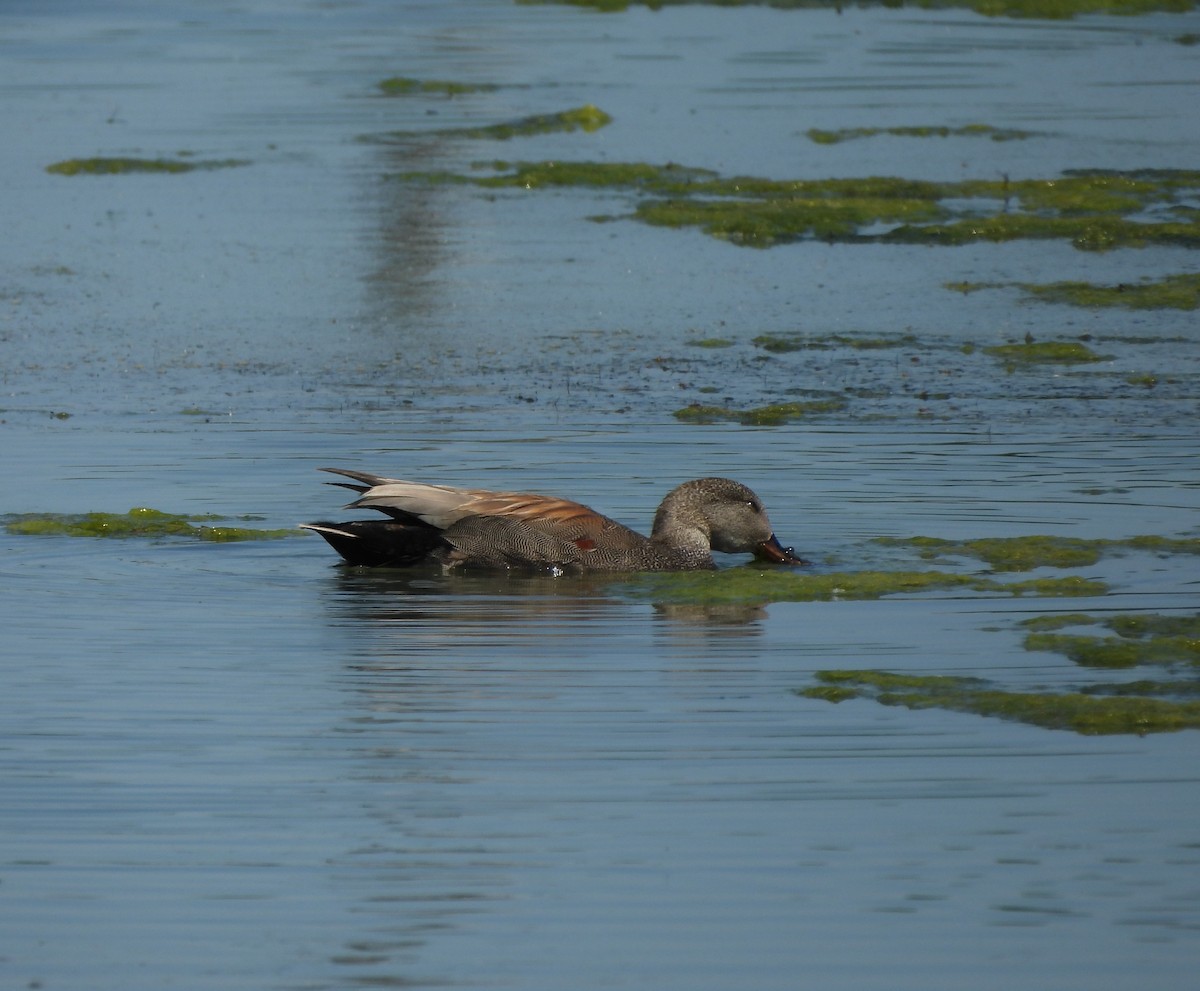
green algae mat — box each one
[799,666,1200,736]
[797,606,1200,736]
[874,534,1200,571]
[800,611,1200,735]
[394,161,1200,250]
[46,157,249,176]
[629,569,1107,602]
[951,273,1200,311]
[369,104,611,142]
[2,508,295,542]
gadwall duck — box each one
[301,468,806,572]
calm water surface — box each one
[2,2,1199,989]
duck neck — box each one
[651,504,714,566]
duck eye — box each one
[747,499,761,513]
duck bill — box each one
[754,534,808,566]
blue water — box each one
[2,2,1199,989]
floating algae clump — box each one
[1020,612,1200,669]
[798,670,1200,736]
[1020,272,1200,310]
[806,123,1035,144]
[876,534,1105,571]
[375,105,612,142]
[1002,576,1107,596]
[634,193,945,247]
[46,157,248,175]
[983,340,1110,365]
[752,332,918,353]
[673,398,848,425]
[465,104,611,139]
[1021,632,1200,668]
[802,611,1200,733]
[969,0,1199,18]
[390,159,1200,249]
[946,273,1200,310]
[885,214,1200,251]
[1105,613,1200,639]
[3,508,294,542]
[877,534,1200,571]
[626,569,1105,605]
[685,337,735,349]
[475,160,718,190]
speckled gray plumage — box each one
[302,470,804,573]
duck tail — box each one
[299,520,445,568]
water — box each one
[2,2,1199,989]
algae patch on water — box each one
[877,533,1200,572]
[372,104,611,142]
[673,398,848,425]
[798,670,1200,735]
[877,534,1105,571]
[46,157,249,176]
[685,337,735,349]
[3,508,295,542]
[807,123,1036,144]
[406,159,720,191]
[1021,273,1200,310]
[752,332,918,353]
[392,159,1200,249]
[626,569,1105,605]
[1020,612,1200,669]
[801,610,1200,734]
[634,191,944,246]
[1024,632,1200,668]
[983,339,1110,365]
[950,272,1200,310]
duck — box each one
[301,468,806,572]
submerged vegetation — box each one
[3,508,295,542]
[392,159,1200,249]
[46,157,249,175]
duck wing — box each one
[322,468,610,534]
[318,468,653,565]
